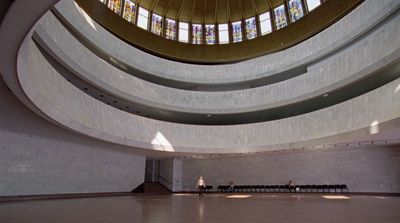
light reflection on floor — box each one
[0,194,399,223]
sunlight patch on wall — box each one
[369,120,379,134]
[151,131,175,151]
[74,2,97,31]
[395,83,400,93]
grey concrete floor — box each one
[0,194,399,223]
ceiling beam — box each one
[150,0,161,11]
[162,0,173,17]
[250,0,258,15]
[176,0,184,20]
[190,0,197,22]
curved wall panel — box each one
[17,38,400,154]
[34,10,400,125]
[54,0,400,86]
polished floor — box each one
[0,193,399,223]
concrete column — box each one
[172,158,183,192]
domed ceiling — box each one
[139,0,288,23]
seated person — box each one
[288,180,295,192]
[229,181,235,192]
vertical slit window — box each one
[245,17,257,40]
[137,7,149,30]
[218,24,229,44]
[288,0,304,22]
[151,14,163,36]
[259,12,272,35]
[122,0,136,23]
[205,24,216,45]
[274,4,287,30]
[108,0,122,14]
[306,0,321,11]
[232,21,243,43]
[179,22,189,43]
[165,19,177,40]
[192,24,203,44]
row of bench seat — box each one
[215,184,349,193]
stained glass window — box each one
[108,0,122,14]
[192,24,203,44]
[137,7,149,30]
[288,0,304,22]
[205,25,216,45]
[274,5,287,30]
[232,21,243,43]
[151,14,163,36]
[218,24,229,44]
[179,22,189,43]
[245,17,257,40]
[122,0,136,23]
[259,12,272,35]
[165,19,177,40]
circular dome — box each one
[77,0,362,63]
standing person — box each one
[196,176,206,197]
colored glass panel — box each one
[274,5,287,30]
[122,0,136,23]
[232,21,243,43]
[245,17,257,40]
[165,19,177,40]
[288,0,304,22]
[192,24,203,44]
[108,0,121,14]
[151,14,163,36]
[205,25,216,45]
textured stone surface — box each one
[35,10,400,113]
[17,38,400,153]
[0,130,145,196]
[0,80,145,196]
[181,145,400,193]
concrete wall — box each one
[35,10,400,113]
[0,80,146,196]
[159,159,183,192]
[159,159,174,190]
[17,37,400,153]
[181,145,400,193]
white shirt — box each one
[197,178,205,187]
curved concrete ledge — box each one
[17,38,400,153]
[0,0,60,124]
[34,11,400,118]
[54,0,400,86]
